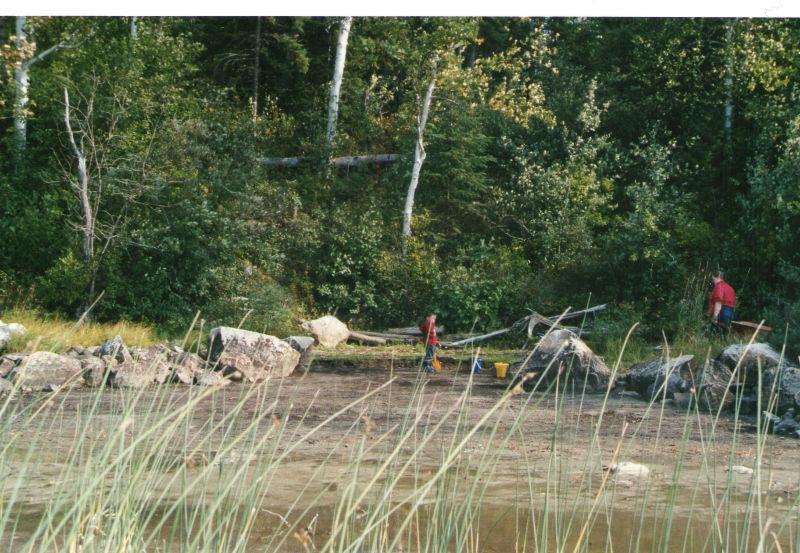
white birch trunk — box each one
[724,21,734,139]
[14,17,75,151]
[252,16,261,123]
[325,16,353,153]
[401,73,436,255]
[14,17,30,148]
[130,17,138,39]
[64,88,95,267]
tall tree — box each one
[252,16,261,123]
[12,17,78,151]
[402,64,436,255]
[325,16,352,154]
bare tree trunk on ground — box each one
[402,69,436,256]
[325,16,353,155]
[261,153,399,168]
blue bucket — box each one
[469,357,484,373]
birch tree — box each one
[401,67,437,256]
[252,16,261,123]
[13,17,78,150]
[325,16,353,154]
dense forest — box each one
[0,17,798,348]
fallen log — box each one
[384,325,444,337]
[347,331,387,346]
[442,304,604,348]
[261,154,400,168]
[443,327,513,348]
[357,331,419,343]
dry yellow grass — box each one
[1,308,160,353]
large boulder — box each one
[512,329,611,393]
[97,335,133,364]
[284,336,315,372]
[0,321,26,350]
[109,360,156,388]
[10,352,82,390]
[692,360,734,412]
[762,365,800,415]
[300,316,350,348]
[208,327,300,382]
[0,377,13,396]
[619,355,695,401]
[716,343,784,385]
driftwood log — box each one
[261,154,400,168]
[443,304,606,349]
[347,331,387,346]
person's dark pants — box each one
[423,344,437,372]
[711,306,735,336]
[719,306,735,328]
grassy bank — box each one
[0,308,162,353]
[1,308,747,377]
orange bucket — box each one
[494,362,509,378]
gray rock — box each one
[80,356,108,387]
[172,351,205,384]
[762,365,800,415]
[64,346,86,358]
[620,355,695,400]
[208,327,300,382]
[691,360,734,412]
[109,361,155,388]
[0,321,26,350]
[11,352,82,389]
[300,316,350,348]
[610,462,650,479]
[773,409,800,436]
[0,354,26,378]
[512,330,611,393]
[716,343,784,385]
[0,378,14,396]
[98,336,133,364]
[285,336,315,372]
[194,370,229,387]
[131,345,173,384]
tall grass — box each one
[0,324,796,552]
[0,308,160,353]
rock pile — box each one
[0,326,314,394]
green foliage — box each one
[0,16,799,349]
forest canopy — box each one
[0,17,798,347]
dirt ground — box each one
[6,357,800,551]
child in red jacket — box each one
[419,313,439,374]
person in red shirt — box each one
[707,271,736,333]
[419,312,439,374]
